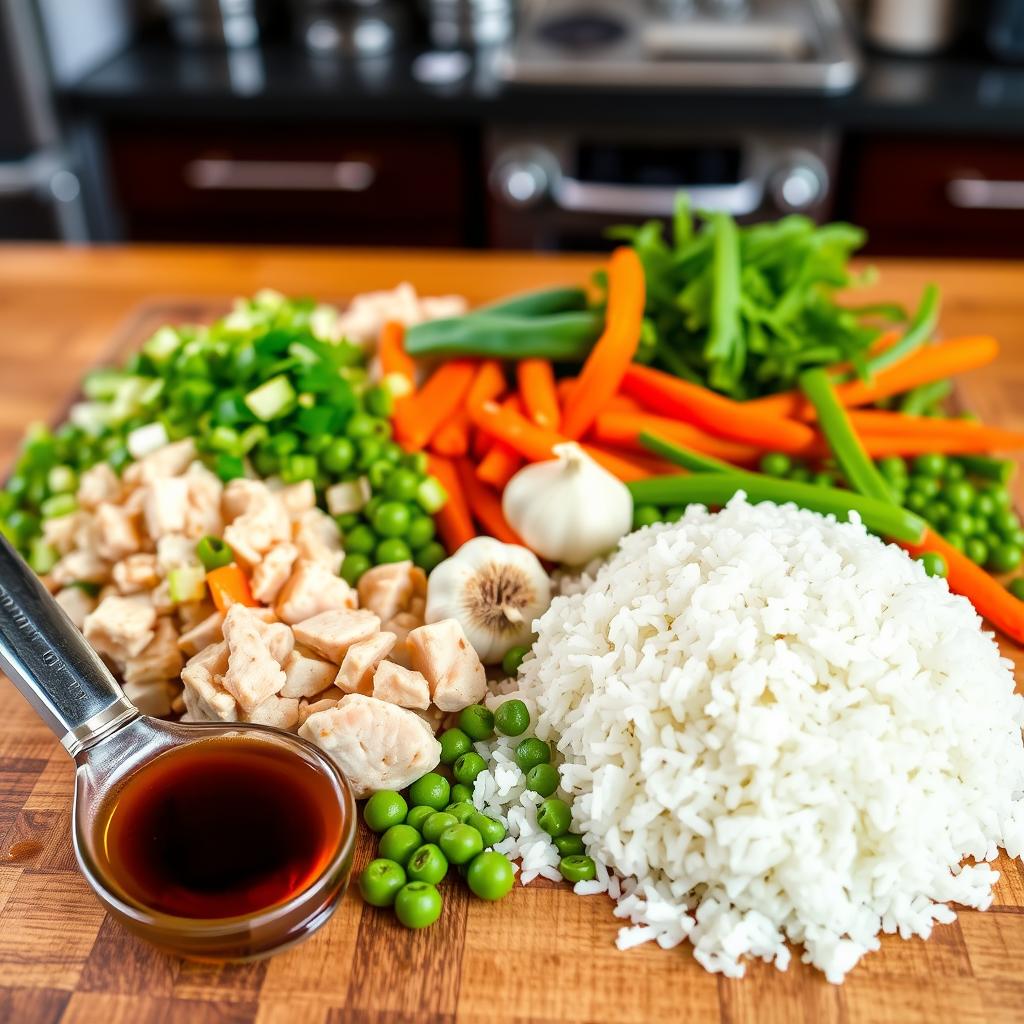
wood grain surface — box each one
[1,247,1024,1024]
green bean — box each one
[865,283,940,375]
[704,213,742,364]
[474,286,587,318]
[898,378,952,417]
[958,455,1017,484]
[638,431,733,474]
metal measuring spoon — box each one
[0,535,357,960]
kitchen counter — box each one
[2,246,1024,1024]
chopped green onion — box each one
[46,465,77,495]
[416,476,448,515]
[40,494,78,519]
[29,538,58,574]
[244,375,297,421]
[127,421,170,458]
[213,453,246,481]
[196,535,234,572]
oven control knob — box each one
[769,155,827,212]
[489,147,556,208]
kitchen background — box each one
[2,0,1023,255]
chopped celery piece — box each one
[244,375,296,421]
[127,422,169,458]
[29,538,58,574]
[143,325,182,363]
[46,465,77,495]
[416,476,448,515]
[168,565,208,604]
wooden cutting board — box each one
[2,251,1024,1024]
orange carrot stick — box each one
[476,441,523,489]
[901,528,1024,644]
[206,565,257,613]
[470,400,563,463]
[435,360,505,457]
[431,411,470,457]
[847,410,1024,450]
[427,454,475,553]
[561,248,646,439]
[581,444,670,482]
[379,319,416,386]
[518,359,561,431]
[621,364,815,453]
[852,434,1024,457]
[394,359,476,450]
[591,411,760,465]
[468,360,507,411]
[456,459,524,546]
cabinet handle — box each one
[946,177,1024,211]
[184,158,376,192]
[552,177,764,218]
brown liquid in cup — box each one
[92,737,346,920]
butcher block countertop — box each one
[2,246,1024,1024]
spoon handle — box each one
[0,535,137,755]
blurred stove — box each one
[500,0,861,93]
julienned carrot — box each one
[561,247,646,439]
[477,442,523,489]
[847,410,1024,450]
[455,459,524,546]
[747,335,1000,419]
[206,565,257,613]
[427,454,475,553]
[468,360,506,411]
[471,400,562,462]
[394,359,476,449]
[559,376,640,415]
[591,411,760,465]
[434,360,506,457]
[901,528,1024,644]
[431,411,470,457]
[518,359,561,431]
[379,320,416,386]
[850,435,1024,458]
[621,363,816,454]
[581,444,669,482]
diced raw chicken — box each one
[292,608,380,663]
[292,508,343,574]
[335,632,396,695]
[182,462,224,538]
[297,688,344,727]
[177,610,225,656]
[274,559,357,625]
[222,480,291,568]
[276,480,316,518]
[83,595,157,662]
[42,513,84,556]
[281,647,338,699]
[406,619,486,712]
[156,536,201,577]
[373,661,430,710]
[50,550,110,588]
[222,478,271,521]
[124,438,196,486]
[122,679,173,717]
[123,617,183,686]
[181,642,237,722]
[384,611,426,667]
[251,616,295,667]
[112,553,161,594]
[220,604,287,712]
[357,561,426,623]
[150,580,175,615]
[251,542,298,604]
[93,503,142,563]
[242,694,299,730]
[143,477,189,538]
[78,463,122,510]
[298,694,441,798]
[54,587,97,631]
[176,599,216,633]
[187,638,229,676]
[411,705,446,734]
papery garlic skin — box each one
[502,443,633,566]
[425,537,551,664]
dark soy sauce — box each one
[94,737,345,919]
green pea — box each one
[450,783,473,803]
[945,511,974,538]
[468,812,506,848]
[458,704,494,741]
[788,467,811,483]
[877,456,907,482]
[344,524,377,555]
[989,543,1023,574]
[466,850,515,901]
[359,858,406,907]
[439,823,484,865]
[378,824,422,866]
[385,468,421,502]
[811,471,834,488]
[910,476,941,499]
[944,532,966,553]
[514,737,550,773]
[340,553,371,586]
[945,480,975,510]
[406,515,436,550]
[993,509,1021,538]
[913,453,947,477]
[321,437,356,474]
[536,798,572,838]
[421,811,458,844]
[944,461,966,481]
[500,646,529,679]
[973,493,997,521]
[632,504,661,529]
[663,505,686,522]
[966,538,989,566]
[414,541,447,574]
[364,385,393,418]
[554,833,586,857]
[405,805,434,832]
[406,843,448,885]
[526,762,560,797]
[439,728,473,765]
[407,772,450,811]
[759,453,791,477]
[336,512,360,531]
[346,412,378,440]
[453,752,487,786]
[559,855,597,883]
[494,697,531,737]
[1009,578,1024,602]
[367,459,394,490]
[372,500,411,538]
[986,531,1004,553]
[916,552,947,579]
[445,801,476,823]
[376,537,412,564]
[929,501,952,528]
[363,790,408,833]
[905,491,928,514]
[394,881,442,929]
[987,486,1013,509]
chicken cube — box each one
[177,610,225,656]
[219,604,287,712]
[112,553,161,594]
[54,587,97,631]
[281,647,338,700]
[406,619,486,712]
[335,632,396,695]
[298,694,441,798]
[50,550,110,588]
[93,502,142,562]
[124,438,196,487]
[156,535,200,576]
[373,661,430,710]
[292,508,343,574]
[123,617,184,686]
[274,559,357,625]
[182,462,224,538]
[241,694,299,730]
[176,598,216,633]
[292,608,380,664]
[297,687,344,727]
[250,615,295,667]
[78,462,122,510]
[42,513,84,556]
[83,594,157,662]
[251,542,298,604]
[181,643,237,722]
[276,480,316,518]
[357,561,426,623]
[143,477,189,539]
[222,479,291,568]
[122,679,174,717]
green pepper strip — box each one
[404,311,602,360]
[628,472,926,544]
[957,455,1017,484]
[799,368,894,504]
[196,535,234,572]
[474,286,587,319]
[864,283,940,376]
[638,431,733,474]
[898,378,952,416]
[704,213,741,363]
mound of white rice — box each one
[473,494,1024,983]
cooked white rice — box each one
[473,494,1024,983]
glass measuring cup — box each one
[0,535,357,961]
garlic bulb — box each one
[502,442,633,566]
[425,537,550,664]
